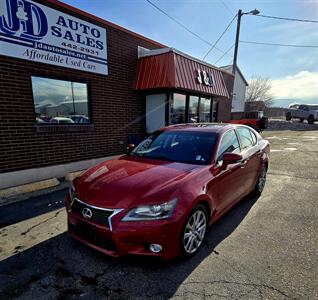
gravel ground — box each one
[0,128,317,299]
[267,118,318,131]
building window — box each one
[212,100,218,122]
[189,96,199,123]
[31,76,90,124]
[171,93,186,124]
[199,97,211,122]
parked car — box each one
[50,117,75,124]
[286,104,318,124]
[69,115,90,124]
[65,124,270,260]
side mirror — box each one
[126,143,135,154]
[222,152,243,166]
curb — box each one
[0,170,84,207]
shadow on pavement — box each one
[0,194,259,299]
[0,188,68,228]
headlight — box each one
[121,199,177,221]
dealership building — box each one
[0,0,234,189]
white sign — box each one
[0,0,108,75]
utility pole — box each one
[232,9,242,77]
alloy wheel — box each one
[183,210,207,254]
[258,166,267,193]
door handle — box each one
[240,160,248,168]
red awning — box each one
[134,49,231,98]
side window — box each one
[250,130,257,146]
[237,127,254,150]
[217,130,240,161]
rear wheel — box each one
[254,165,267,195]
[181,204,208,257]
[308,115,314,124]
[286,112,292,121]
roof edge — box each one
[139,47,234,77]
[220,65,248,86]
[44,0,166,48]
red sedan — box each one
[65,124,270,260]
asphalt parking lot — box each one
[0,129,317,299]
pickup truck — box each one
[286,104,318,124]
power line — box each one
[219,0,234,15]
[202,14,237,60]
[145,0,230,56]
[214,44,235,65]
[254,14,318,24]
[240,40,318,48]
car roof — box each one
[158,123,237,134]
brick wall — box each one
[214,71,234,122]
[0,1,162,174]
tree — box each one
[246,76,273,108]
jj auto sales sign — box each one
[0,0,108,75]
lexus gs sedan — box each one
[65,124,270,260]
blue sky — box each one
[61,0,318,105]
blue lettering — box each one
[0,0,48,40]
[51,25,62,37]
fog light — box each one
[149,244,162,253]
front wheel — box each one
[308,115,314,124]
[181,204,208,257]
[286,112,292,121]
[254,165,267,195]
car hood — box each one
[74,156,201,209]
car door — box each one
[236,127,262,193]
[298,105,307,119]
[207,129,246,214]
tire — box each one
[286,112,292,121]
[299,118,304,123]
[180,204,208,258]
[253,164,267,195]
[259,117,268,130]
[308,115,314,124]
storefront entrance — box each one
[145,92,218,134]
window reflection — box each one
[189,96,199,123]
[31,76,90,124]
[199,97,211,122]
[212,101,218,122]
[171,93,186,124]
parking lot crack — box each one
[20,209,63,236]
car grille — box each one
[70,198,114,227]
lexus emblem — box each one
[82,207,93,219]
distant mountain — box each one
[272,98,318,108]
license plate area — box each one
[74,221,96,243]
[69,221,116,251]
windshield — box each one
[131,131,217,165]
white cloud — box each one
[271,71,318,100]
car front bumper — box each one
[67,207,183,260]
